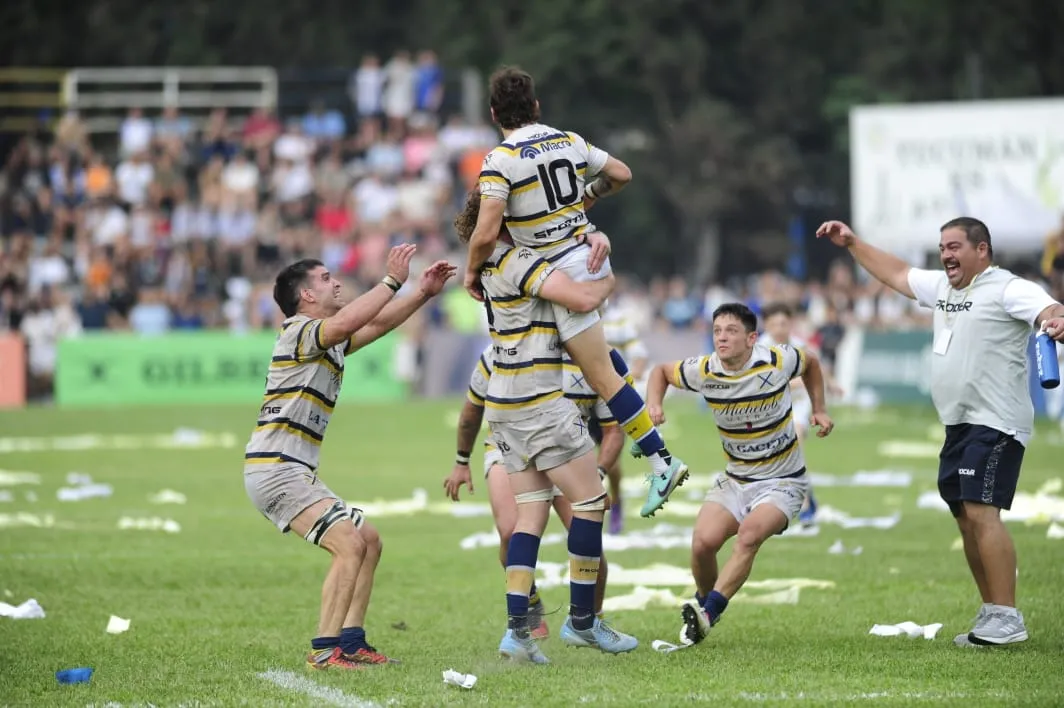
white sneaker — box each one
[953,603,991,647]
[968,606,1028,646]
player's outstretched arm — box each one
[815,221,915,299]
[444,398,485,501]
[538,270,616,313]
[346,260,457,355]
[319,244,416,349]
[799,349,834,437]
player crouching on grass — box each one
[644,303,834,645]
[443,343,626,639]
[244,248,455,670]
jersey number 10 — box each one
[537,159,579,211]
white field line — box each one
[0,432,237,455]
[578,689,1014,704]
[257,669,382,708]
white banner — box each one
[850,98,1064,255]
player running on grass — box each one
[244,248,455,670]
[462,66,688,518]
[643,303,834,645]
[443,343,627,638]
[758,302,844,526]
[456,201,639,663]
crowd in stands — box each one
[1,51,1062,399]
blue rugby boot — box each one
[498,629,550,664]
[559,616,638,654]
[640,457,689,517]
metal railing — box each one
[0,66,278,134]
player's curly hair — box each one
[454,187,481,244]
[489,66,539,129]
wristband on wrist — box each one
[597,466,607,481]
[456,451,471,466]
[584,182,599,199]
[381,275,402,292]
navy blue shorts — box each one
[938,424,1024,516]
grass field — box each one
[1,397,1063,708]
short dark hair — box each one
[712,303,758,333]
[940,216,993,259]
[761,302,793,321]
[274,258,324,317]
[489,66,539,130]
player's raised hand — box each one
[810,411,834,438]
[585,231,611,275]
[648,404,666,427]
[386,244,417,284]
[815,221,857,248]
[443,464,474,501]
[418,261,458,297]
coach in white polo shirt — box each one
[817,216,1064,648]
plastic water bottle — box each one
[1035,331,1060,389]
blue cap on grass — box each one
[55,667,94,684]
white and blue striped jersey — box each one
[478,243,565,421]
[675,342,808,480]
[478,123,610,265]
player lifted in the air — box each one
[456,194,638,662]
[644,303,834,645]
[462,66,688,518]
[244,247,455,670]
[442,344,627,639]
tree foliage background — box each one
[4,0,1061,280]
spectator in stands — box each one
[302,99,347,146]
[28,235,71,295]
[55,110,89,153]
[383,50,416,133]
[155,105,193,147]
[171,292,204,330]
[115,150,154,208]
[661,277,700,329]
[120,107,153,157]
[0,55,890,403]
[21,285,81,397]
[243,105,282,152]
[128,286,171,335]
[76,283,113,330]
[415,50,444,113]
[350,54,385,126]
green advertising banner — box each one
[854,329,934,403]
[56,331,405,407]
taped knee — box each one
[304,500,363,546]
[570,492,608,513]
[515,489,554,505]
